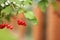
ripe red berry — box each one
[17,20,21,25]
[9,26,13,30]
[0,24,5,29]
[17,19,26,26]
[5,24,9,28]
[23,23,26,26]
[5,24,13,30]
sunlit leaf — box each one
[1,6,13,15]
[24,11,35,19]
[23,0,32,5]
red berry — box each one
[9,26,13,30]
[0,24,5,29]
[21,22,25,25]
[17,19,26,26]
[5,24,13,30]
[5,24,10,28]
[17,20,22,25]
[21,21,26,26]
[23,23,26,26]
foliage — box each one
[0,0,57,23]
[0,0,7,4]
[38,0,48,13]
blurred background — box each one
[0,0,60,40]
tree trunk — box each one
[32,4,44,40]
[46,2,60,40]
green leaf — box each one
[38,0,48,13]
[51,0,57,10]
[24,11,35,19]
[23,0,32,5]
[5,13,12,21]
[0,0,7,4]
[1,6,13,15]
[18,8,24,13]
[24,11,38,24]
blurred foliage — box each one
[0,28,17,40]
[38,0,48,13]
[0,0,57,22]
[0,0,7,4]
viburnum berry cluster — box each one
[17,19,26,26]
[0,16,26,30]
[13,16,26,26]
[0,23,13,30]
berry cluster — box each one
[13,16,26,26]
[0,16,26,30]
[17,20,26,26]
[5,24,13,30]
[0,23,13,30]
